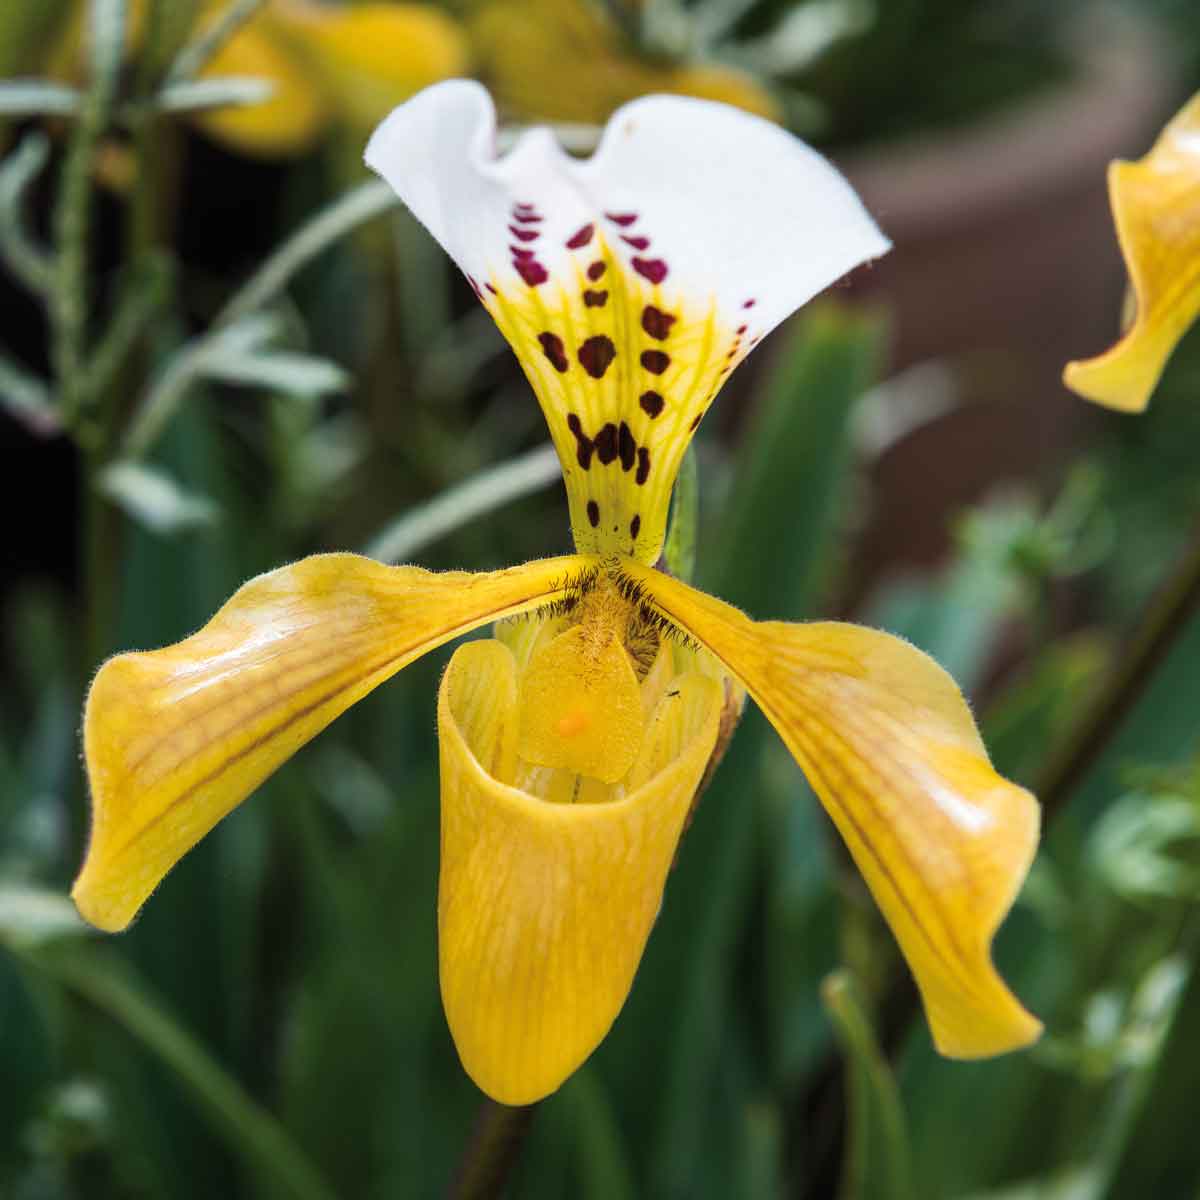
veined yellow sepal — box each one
[73,553,580,933]
[622,561,1043,1058]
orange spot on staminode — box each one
[556,710,590,738]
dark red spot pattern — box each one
[618,422,636,472]
[514,258,548,287]
[621,235,650,251]
[509,226,540,242]
[640,349,670,375]
[587,261,607,281]
[639,390,664,418]
[583,289,608,308]
[538,332,569,373]
[605,212,638,227]
[594,423,618,464]
[641,305,676,340]
[630,514,641,540]
[742,298,756,309]
[587,500,600,527]
[636,447,650,485]
[578,335,617,380]
[567,413,594,469]
[566,223,594,249]
[512,209,543,224]
[633,257,669,284]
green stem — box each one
[52,0,124,428]
[166,0,267,83]
[24,944,338,1200]
[662,446,698,583]
[363,442,562,563]
[447,1101,538,1200]
[1037,523,1200,817]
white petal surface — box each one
[366,80,888,561]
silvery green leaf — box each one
[735,0,873,75]
[152,75,274,114]
[0,79,80,116]
[97,461,221,535]
[204,352,350,398]
[0,353,60,437]
[0,883,88,947]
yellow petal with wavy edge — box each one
[1063,92,1200,411]
[516,621,645,783]
[278,2,468,132]
[621,563,1042,1058]
[439,648,721,1103]
[74,553,581,933]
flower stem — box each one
[663,445,698,583]
[1037,522,1200,816]
[447,1101,538,1200]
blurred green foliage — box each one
[3,0,1200,1197]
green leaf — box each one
[822,969,915,1200]
[97,461,220,536]
[0,79,80,116]
[18,943,338,1200]
[0,885,88,949]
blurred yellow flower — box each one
[48,0,468,157]
[1064,92,1200,412]
[73,83,1041,1105]
[469,0,778,125]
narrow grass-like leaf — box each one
[822,968,915,1200]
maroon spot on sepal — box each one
[587,261,607,281]
[583,289,608,307]
[567,414,594,469]
[742,298,756,309]
[621,234,650,251]
[510,246,535,260]
[636,447,651,485]
[514,201,536,212]
[640,349,670,375]
[618,422,636,472]
[566,223,594,249]
[641,305,676,340]
[639,390,664,418]
[514,258,549,287]
[466,275,483,299]
[538,332,569,373]
[509,225,540,242]
[689,414,703,432]
[587,500,600,527]
[736,324,748,335]
[632,257,668,284]
[512,210,543,223]
[578,335,617,379]
[630,514,641,540]
[485,282,497,295]
[594,423,619,464]
[605,212,638,227]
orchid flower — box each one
[72,81,1041,1105]
[1064,92,1200,412]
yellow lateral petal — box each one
[438,645,721,1103]
[623,563,1042,1059]
[74,553,581,933]
[1063,91,1200,412]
